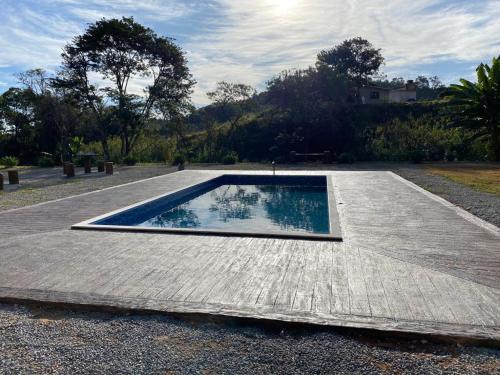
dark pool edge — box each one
[71,223,343,241]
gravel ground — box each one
[0,165,177,211]
[395,166,500,227]
[0,303,498,375]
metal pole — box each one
[272,161,276,176]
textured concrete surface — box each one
[0,170,499,340]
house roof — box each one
[361,85,416,92]
[360,85,391,91]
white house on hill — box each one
[359,80,417,104]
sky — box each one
[0,0,499,106]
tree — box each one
[442,56,500,161]
[266,67,351,154]
[206,81,256,134]
[317,37,384,85]
[415,75,444,100]
[13,68,85,163]
[156,95,193,153]
[0,88,37,161]
[15,69,51,96]
[56,17,194,159]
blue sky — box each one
[0,0,499,105]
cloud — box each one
[0,0,194,73]
[1,0,499,105]
[186,0,500,104]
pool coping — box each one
[71,174,343,241]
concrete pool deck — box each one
[0,170,499,341]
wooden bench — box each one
[289,151,332,163]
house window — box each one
[370,91,380,99]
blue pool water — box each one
[94,175,331,235]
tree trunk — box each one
[122,136,131,157]
[101,139,110,161]
[488,125,500,161]
[121,127,132,157]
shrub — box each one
[172,153,186,165]
[222,151,238,165]
[123,156,137,166]
[444,150,456,162]
[37,155,55,167]
[408,150,425,164]
[0,156,19,168]
[337,152,355,164]
[73,157,84,167]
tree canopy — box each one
[56,17,194,158]
[443,56,500,160]
[317,37,384,84]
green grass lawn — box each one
[425,164,500,196]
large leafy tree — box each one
[317,37,384,85]
[266,67,351,154]
[443,56,500,161]
[207,81,256,133]
[0,88,37,161]
[9,69,86,164]
[56,17,194,159]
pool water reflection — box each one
[138,184,330,234]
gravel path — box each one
[395,167,500,227]
[0,303,498,375]
[0,165,177,211]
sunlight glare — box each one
[266,0,300,14]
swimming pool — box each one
[73,175,342,241]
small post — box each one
[7,169,19,185]
[272,161,276,176]
[177,162,185,171]
[0,173,3,190]
[66,163,75,177]
[105,162,114,175]
[323,150,332,164]
[84,157,91,174]
[97,160,105,172]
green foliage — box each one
[442,56,500,160]
[0,156,20,168]
[371,114,475,162]
[0,88,38,162]
[317,37,384,84]
[337,152,355,164]
[82,132,176,164]
[56,17,194,159]
[172,153,186,165]
[68,136,83,157]
[185,101,485,163]
[408,150,425,164]
[222,151,239,164]
[37,155,55,167]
